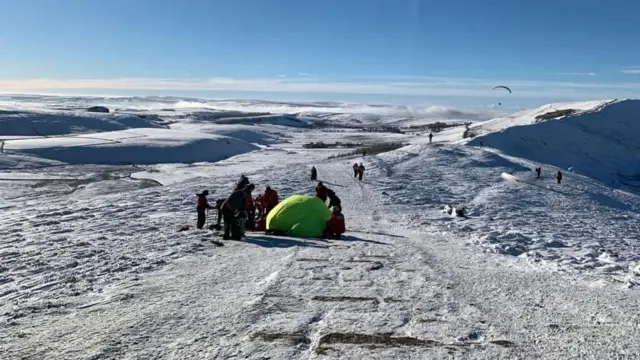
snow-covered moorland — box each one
[1,96,640,359]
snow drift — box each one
[0,109,166,137]
[4,128,259,165]
[467,99,640,190]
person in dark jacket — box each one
[352,163,358,178]
[327,191,341,210]
[235,175,250,191]
[428,132,433,144]
[557,171,563,184]
[221,184,255,240]
[357,163,365,181]
[311,166,317,181]
[535,167,541,179]
[316,182,336,204]
[196,190,214,229]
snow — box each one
[465,99,640,191]
[3,128,259,165]
[1,95,640,359]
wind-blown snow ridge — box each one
[4,128,259,165]
[466,99,640,192]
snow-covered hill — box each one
[1,95,640,359]
[465,99,640,192]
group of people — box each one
[534,167,563,184]
[195,174,346,240]
[195,175,279,240]
[352,163,365,181]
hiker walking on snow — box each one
[352,163,358,178]
[357,163,365,181]
[221,184,255,240]
[429,132,433,144]
[535,167,541,179]
[196,190,214,229]
[311,166,317,181]
[557,171,563,184]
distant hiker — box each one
[311,166,317,181]
[196,190,214,229]
[362,150,366,157]
[557,171,563,184]
[324,206,346,240]
[480,140,483,147]
[221,184,255,240]
[235,175,250,191]
[352,163,359,178]
[262,186,279,215]
[429,132,433,144]
[535,167,541,179]
[357,163,365,181]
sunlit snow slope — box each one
[466,99,640,191]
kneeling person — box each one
[324,206,346,240]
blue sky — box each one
[1,0,640,107]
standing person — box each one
[557,171,563,184]
[221,184,255,240]
[311,166,318,181]
[316,182,329,203]
[535,167,541,179]
[196,190,214,229]
[429,132,433,144]
[357,163,365,181]
[262,186,279,215]
[235,175,250,191]
[352,163,358,178]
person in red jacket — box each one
[262,186,279,215]
[324,206,346,239]
[196,190,214,229]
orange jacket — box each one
[263,190,279,208]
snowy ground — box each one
[1,96,640,359]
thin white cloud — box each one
[621,68,640,74]
[0,76,639,100]
[555,72,597,76]
[297,72,314,77]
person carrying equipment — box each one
[311,166,317,180]
[196,190,214,229]
[357,163,365,181]
[324,206,346,239]
[221,184,255,240]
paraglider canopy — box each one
[266,194,331,238]
[492,85,512,94]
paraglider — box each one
[492,85,512,94]
[492,85,511,107]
